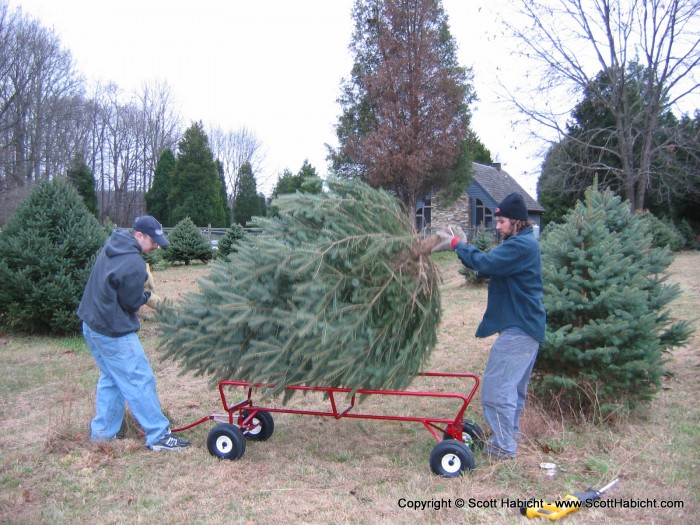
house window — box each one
[415,197,432,231]
[475,198,493,227]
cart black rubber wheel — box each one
[207,423,246,460]
[443,419,486,451]
[241,410,274,441]
[429,439,475,477]
[461,419,486,450]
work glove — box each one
[431,229,456,252]
[448,225,468,244]
[145,291,162,310]
[144,263,156,293]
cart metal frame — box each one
[172,371,483,477]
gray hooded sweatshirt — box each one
[78,229,149,337]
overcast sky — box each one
[10,0,544,197]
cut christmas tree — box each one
[157,179,441,399]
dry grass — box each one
[1,253,698,524]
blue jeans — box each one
[481,328,539,458]
[82,322,170,446]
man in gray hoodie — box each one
[78,215,190,451]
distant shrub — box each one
[639,212,685,251]
[675,219,698,250]
[143,244,169,269]
[101,217,116,236]
[218,223,247,257]
[162,217,212,265]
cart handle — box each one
[217,371,480,427]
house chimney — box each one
[491,162,502,171]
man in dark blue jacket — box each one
[434,193,546,459]
[78,215,190,452]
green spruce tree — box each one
[145,148,176,225]
[0,179,106,334]
[271,168,300,198]
[218,223,246,257]
[269,161,323,217]
[168,122,228,227]
[162,216,212,265]
[232,162,262,226]
[157,179,441,399]
[638,211,685,252]
[215,159,231,224]
[66,152,99,218]
[536,185,692,418]
[296,160,323,194]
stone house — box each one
[415,162,545,236]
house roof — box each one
[471,163,544,213]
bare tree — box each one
[82,81,115,220]
[97,85,147,225]
[78,81,180,224]
[0,6,82,187]
[0,6,185,227]
[500,0,700,212]
[208,125,264,205]
[134,80,181,190]
[0,2,18,135]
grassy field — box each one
[1,252,698,525]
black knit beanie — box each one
[494,192,528,221]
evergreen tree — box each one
[537,63,697,221]
[232,162,262,226]
[271,160,324,198]
[168,122,228,227]
[218,223,246,257]
[458,226,493,286]
[464,130,494,165]
[145,148,176,225]
[216,159,231,224]
[157,179,441,399]
[654,111,700,226]
[330,0,477,210]
[300,176,323,194]
[536,185,692,418]
[269,161,323,217]
[675,219,698,250]
[0,179,106,334]
[162,216,212,265]
[256,192,267,218]
[638,211,685,252]
[296,159,323,192]
[537,142,583,228]
[271,168,301,198]
[66,152,99,218]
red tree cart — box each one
[172,371,484,477]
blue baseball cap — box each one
[133,215,169,246]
